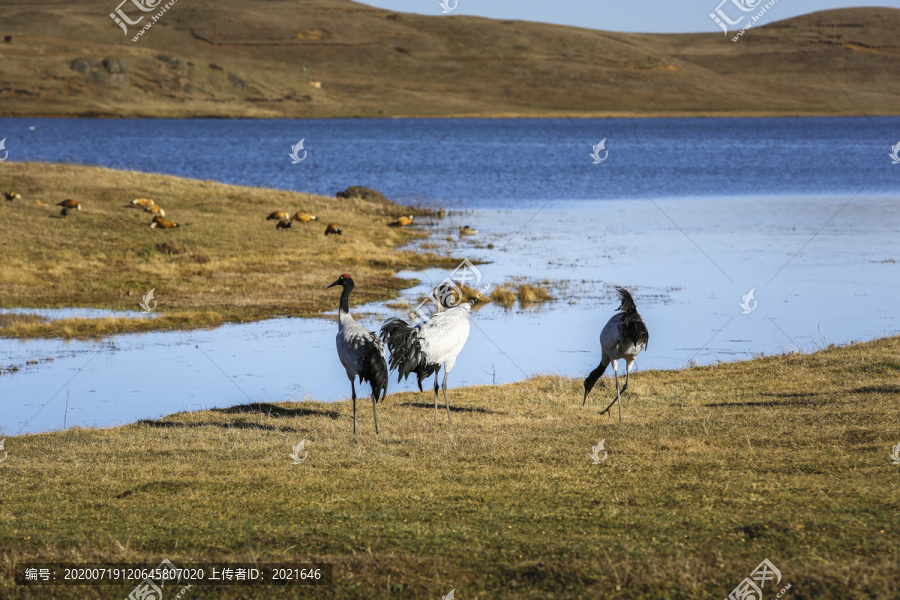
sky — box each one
[357,0,900,33]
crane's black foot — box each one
[598,397,618,416]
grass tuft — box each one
[490,285,517,308]
[516,282,554,304]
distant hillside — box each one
[0,1,898,118]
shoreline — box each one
[4,192,897,434]
[4,330,897,436]
[4,111,900,120]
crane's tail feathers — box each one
[615,287,649,349]
[380,317,433,384]
[616,287,637,314]
[360,340,389,402]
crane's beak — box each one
[327,278,343,289]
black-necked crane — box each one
[325,223,342,236]
[328,274,388,435]
[57,199,81,211]
[276,218,291,231]
[389,215,414,227]
[292,211,318,223]
[380,283,473,424]
[583,287,649,422]
[267,210,290,221]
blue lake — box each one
[1,117,898,434]
[1,116,898,207]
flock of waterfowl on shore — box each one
[4,191,86,217]
[3,191,185,227]
[2,190,429,236]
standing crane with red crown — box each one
[327,274,388,435]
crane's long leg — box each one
[372,394,379,435]
[442,369,452,425]
[433,370,440,423]
[598,362,622,421]
[616,369,622,423]
[351,379,357,435]
[620,359,633,397]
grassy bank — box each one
[1,337,898,599]
[0,163,453,338]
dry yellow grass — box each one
[0,163,454,338]
[516,283,554,304]
[488,281,554,308]
[490,285,517,308]
[1,337,898,599]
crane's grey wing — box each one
[338,320,387,398]
[599,313,623,356]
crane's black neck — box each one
[338,280,354,314]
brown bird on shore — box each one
[276,218,292,231]
[145,204,165,216]
[4,191,21,201]
[325,223,343,236]
[389,215,414,227]
[438,208,447,219]
[151,218,180,229]
[459,225,477,236]
[131,198,155,207]
[57,199,81,211]
[34,200,46,207]
[291,211,318,223]
[267,211,290,221]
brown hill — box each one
[0,2,898,118]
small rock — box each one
[335,186,389,204]
[228,73,246,89]
[102,58,128,74]
[70,57,98,73]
